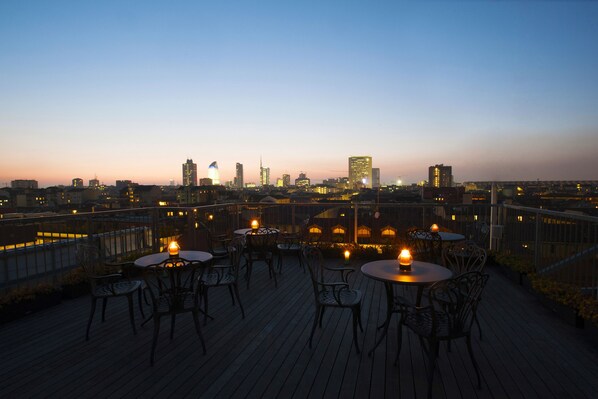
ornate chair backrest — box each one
[302,246,325,297]
[427,271,489,337]
[442,240,487,275]
[228,236,245,278]
[143,257,204,311]
[406,228,442,263]
[245,227,279,257]
[467,221,490,248]
[76,243,106,286]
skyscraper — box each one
[428,164,453,187]
[235,163,244,189]
[372,168,380,188]
[208,161,220,185]
[182,159,197,186]
[72,178,83,188]
[348,156,372,189]
[260,157,270,186]
[282,174,290,187]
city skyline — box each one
[1,1,598,187]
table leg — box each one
[369,282,395,356]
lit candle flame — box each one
[430,224,439,233]
[399,249,412,266]
[168,241,180,257]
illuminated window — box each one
[309,225,322,234]
[451,215,456,221]
[332,225,346,235]
[517,216,523,222]
[474,215,478,221]
[357,226,371,238]
[381,226,396,238]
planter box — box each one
[537,294,584,329]
[0,291,62,324]
[61,282,90,299]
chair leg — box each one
[271,260,278,287]
[150,314,161,366]
[127,294,137,336]
[170,312,176,340]
[228,285,235,305]
[192,310,207,355]
[277,253,283,274]
[101,298,108,322]
[426,340,439,399]
[233,283,245,318]
[137,288,145,319]
[203,287,210,326]
[309,305,321,348]
[351,307,361,354]
[86,297,97,341]
[466,335,482,388]
[318,307,326,327]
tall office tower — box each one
[259,157,270,186]
[89,178,100,188]
[372,168,381,188]
[428,164,453,187]
[235,163,244,189]
[348,156,373,189]
[282,174,290,187]
[182,159,197,186]
[11,179,38,189]
[295,172,310,187]
[276,178,283,187]
[208,161,220,185]
[72,178,84,188]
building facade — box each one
[182,159,198,186]
[428,164,453,188]
[372,168,380,188]
[348,156,373,189]
[235,163,244,189]
[208,161,220,185]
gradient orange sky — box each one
[1,1,597,187]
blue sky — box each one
[1,1,597,187]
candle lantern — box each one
[398,249,413,271]
[344,250,351,265]
[430,224,439,233]
[250,219,259,231]
[168,241,180,257]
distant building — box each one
[349,156,372,189]
[72,178,84,188]
[295,172,310,187]
[115,180,133,190]
[282,174,291,187]
[199,178,213,186]
[323,177,350,190]
[235,163,244,189]
[11,180,38,189]
[89,178,100,188]
[276,178,284,187]
[260,158,270,186]
[428,164,453,188]
[372,168,380,188]
[208,161,220,185]
[182,159,198,186]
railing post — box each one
[534,212,542,271]
[354,203,358,244]
[291,204,296,233]
[152,208,160,252]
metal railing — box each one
[1,202,596,295]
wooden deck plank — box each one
[1,261,598,399]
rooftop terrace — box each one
[1,256,597,398]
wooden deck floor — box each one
[1,257,597,399]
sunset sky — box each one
[1,1,597,187]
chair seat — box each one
[404,307,466,339]
[277,243,302,252]
[154,291,198,314]
[201,272,236,286]
[93,280,142,297]
[318,289,362,307]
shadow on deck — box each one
[1,257,597,398]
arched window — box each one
[332,225,346,235]
[357,225,371,238]
[381,226,397,238]
[309,225,322,234]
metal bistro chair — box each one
[442,240,487,339]
[143,256,207,365]
[302,246,363,353]
[77,243,144,341]
[276,230,304,274]
[397,271,489,399]
[243,227,279,289]
[198,236,245,324]
[406,228,443,264]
